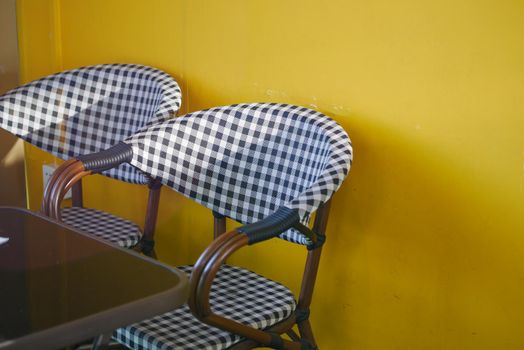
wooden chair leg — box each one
[71,179,83,207]
[298,320,318,349]
[286,328,301,342]
[135,237,156,258]
[91,332,112,350]
[142,180,162,258]
[213,211,227,238]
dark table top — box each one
[0,207,188,350]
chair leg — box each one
[71,179,83,207]
[139,238,156,258]
[132,237,156,258]
[147,248,157,259]
[91,332,112,350]
[213,211,227,238]
[298,320,318,349]
[142,180,161,259]
[286,329,301,342]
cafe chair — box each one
[0,64,182,255]
[43,103,353,349]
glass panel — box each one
[0,208,180,341]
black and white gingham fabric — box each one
[61,207,142,248]
[0,63,182,184]
[113,265,296,350]
[124,103,352,245]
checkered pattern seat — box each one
[61,207,142,247]
[114,265,296,350]
[110,103,352,349]
[0,64,181,247]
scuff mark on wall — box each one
[265,88,289,99]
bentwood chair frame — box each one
[41,145,164,256]
[43,163,332,350]
[0,64,182,256]
[42,103,353,349]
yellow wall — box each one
[17,0,524,349]
[0,0,25,207]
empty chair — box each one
[43,103,352,349]
[0,64,182,255]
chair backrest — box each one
[125,103,353,245]
[0,64,182,184]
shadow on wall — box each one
[0,84,153,207]
[0,0,24,206]
[0,130,25,207]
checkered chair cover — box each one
[114,265,296,350]
[0,63,182,184]
[125,102,352,245]
[61,207,142,247]
[112,103,352,349]
[0,64,182,247]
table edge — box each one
[0,207,189,350]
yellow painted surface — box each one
[0,0,25,207]
[16,0,524,349]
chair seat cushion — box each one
[113,265,297,350]
[61,207,142,248]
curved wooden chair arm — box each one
[41,142,134,221]
[188,229,302,350]
[41,159,92,220]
